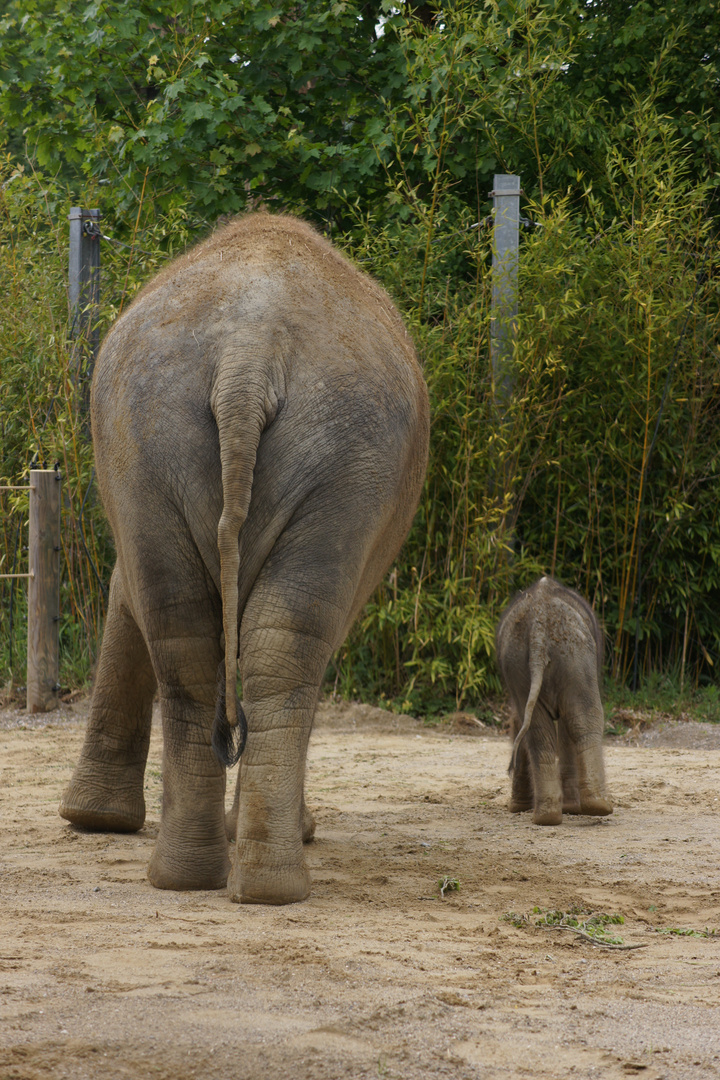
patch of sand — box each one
[1,699,719,1079]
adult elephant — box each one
[60,213,429,905]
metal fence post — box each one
[68,208,101,408]
[490,174,520,407]
[26,469,62,713]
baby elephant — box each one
[495,576,612,825]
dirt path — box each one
[1,699,720,1080]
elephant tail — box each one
[508,628,548,774]
[210,355,281,767]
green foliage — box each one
[604,674,720,730]
[1,1,719,709]
[0,157,198,688]
[332,15,720,711]
[505,905,630,946]
[563,0,720,193]
[3,2,717,226]
[515,112,720,684]
[652,925,719,939]
[0,0,409,223]
[0,161,99,687]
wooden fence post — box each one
[26,469,62,713]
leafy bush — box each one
[1,3,719,711]
[332,50,719,711]
[0,159,199,688]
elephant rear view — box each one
[495,576,612,826]
[60,212,430,904]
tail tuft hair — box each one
[212,665,247,767]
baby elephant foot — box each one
[579,794,613,817]
[508,796,533,814]
[228,840,310,905]
[59,764,145,833]
[532,806,563,826]
[532,790,563,825]
[561,780,581,815]
[531,765,562,825]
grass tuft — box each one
[438,876,461,899]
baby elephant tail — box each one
[508,653,546,774]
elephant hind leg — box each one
[228,641,323,906]
[507,709,533,813]
[576,748,613,817]
[146,616,230,892]
[228,550,348,904]
[558,721,582,814]
[566,705,613,817]
[525,701,563,826]
[226,778,315,843]
[59,566,156,832]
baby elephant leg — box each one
[565,703,613,817]
[508,710,533,813]
[525,701,563,826]
[558,725,581,814]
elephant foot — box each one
[532,797,563,826]
[228,839,310,905]
[508,796,533,813]
[59,771,145,833]
[562,780,581,814]
[147,842,231,891]
[579,795,613,817]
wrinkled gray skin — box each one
[59,213,429,904]
[495,576,612,826]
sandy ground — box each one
[1,698,720,1080]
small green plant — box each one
[438,875,460,898]
[536,907,625,944]
[652,926,719,939]
[504,905,641,948]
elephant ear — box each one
[212,664,247,767]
